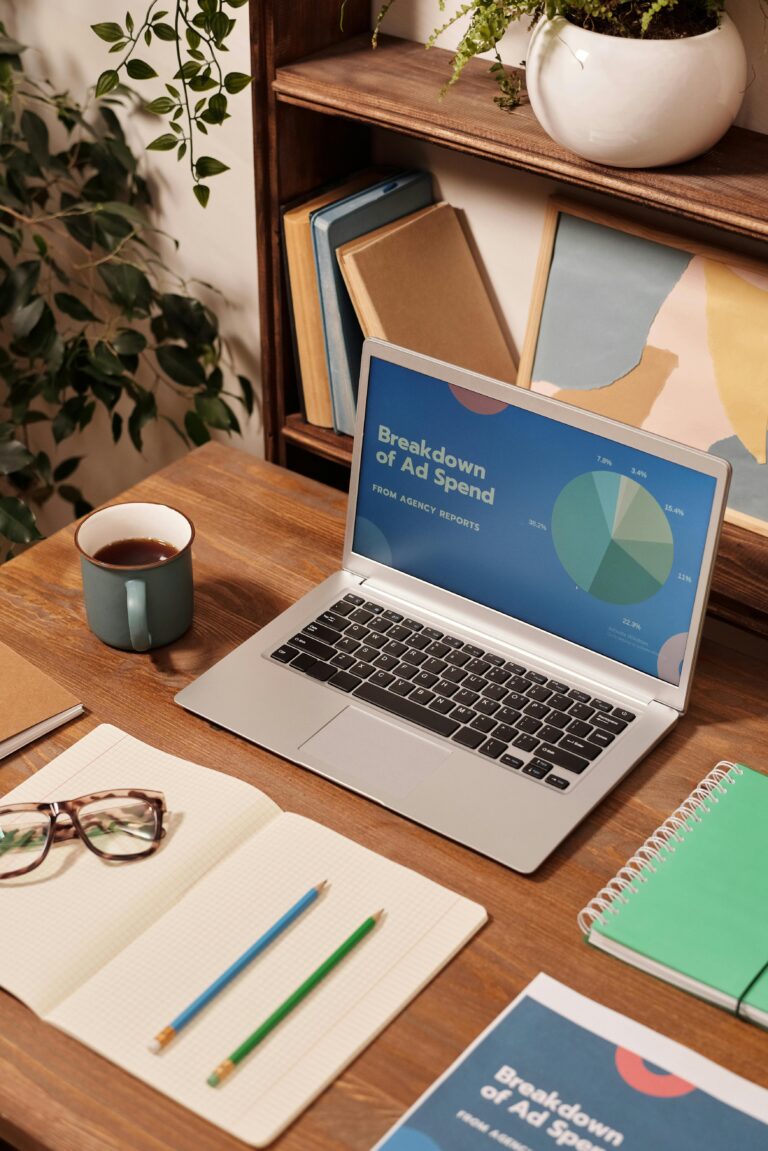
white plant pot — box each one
[525,15,747,168]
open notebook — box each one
[0,726,486,1145]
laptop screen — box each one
[352,356,718,685]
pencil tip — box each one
[373,908,385,922]
[316,879,330,893]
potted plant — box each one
[374,0,748,168]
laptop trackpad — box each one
[300,706,451,801]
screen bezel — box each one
[343,339,731,713]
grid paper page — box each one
[0,726,280,1013]
[49,812,487,1146]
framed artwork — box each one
[518,199,768,539]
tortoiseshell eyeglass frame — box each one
[0,789,167,879]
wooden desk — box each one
[0,442,766,1151]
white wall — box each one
[374,0,768,366]
[2,0,260,532]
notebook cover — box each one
[337,201,517,384]
[587,764,768,1015]
[311,171,433,435]
[0,640,82,754]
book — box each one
[0,725,486,1146]
[578,760,768,1029]
[374,973,768,1151]
[337,202,517,385]
[0,640,83,760]
[312,170,433,436]
[283,172,382,428]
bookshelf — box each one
[250,1,768,635]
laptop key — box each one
[374,653,399,671]
[383,639,408,657]
[422,657,448,676]
[558,734,601,761]
[402,618,422,631]
[592,713,627,735]
[442,635,463,649]
[367,618,392,634]
[292,652,320,673]
[271,644,299,663]
[517,715,542,734]
[539,724,565,745]
[445,649,471,668]
[486,667,511,685]
[568,689,590,703]
[330,652,356,670]
[492,722,516,743]
[387,625,412,642]
[527,684,552,702]
[408,633,431,650]
[356,645,381,663]
[546,774,570,790]
[370,669,395,688]
[462,644,485,658]
[410,687,435,706]
[567,719,592,738]
[547,693,571,712]
[402,649,428,667]
[469,715,496,734]
[504,662,527,676]
[507,675,530,694]
[496,706,522,725]
[363,602,385,614]
[589,729,615,748]
[430,696,455,715]
[547,680,569,694]
[463,674,486,693]
[345,623,370,641]
[382,609,403,622]
[349,661,375,679]
[569,702,595,721]
[484,653,505,667]
[343,593,365,605]
[318,611,349,630]
[349,608,373,624]
[330,601,355,616]
[591,698,612,713]
[390,678,415,696]
[466,658,490,676]
[355,681,461,736]
[524,671,547,685]
[612,707,636,723]
[443,665,468,684]
[413,670,439,689]
[394,662,419,680]
[500,754,524,770]
[452,727,485,749]
[524,702,549,721]
[535,743,589,774]
[436,679,460,697]
[290,634,335,661]
[364,633,388,650]
[481,683,507,702]
[545,710,570,730]
[425,641,450,659]
[335,637,360,656]
[479,738,506,759]
[454,689,479,707]
[523,760,549,779]
[513,733,539,753]
[475,697,500,717]
[329,670,358,692]
[451,705,476,725]
[421,627,443,640]
[504,690,527,709]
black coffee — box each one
[93,538,178,565]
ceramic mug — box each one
[74,502,195,651]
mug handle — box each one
[126,580,151,652]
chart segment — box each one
[552,471,674,604]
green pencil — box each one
[207,909,383,1086]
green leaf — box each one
[54,292,100,322]
[12,297,44,340]
[188,75,217,92]
[0,498,43,545]
[159,293,217,344]
[224,71,251,94]
[238,374,254,416]
[91,22,125,43]
[52,457,83,482]
[195,155,229,178]
[0,440,34,476]
[186,28,201,49]
[126,11,135,34]
[184,409,211,446]
[165,84,180,98]
[97,264,153,315]
[195,393,234,431]
[147,133,179,151]
[145,96,176,114]
[175,60,201,80]
[155,344,205,388]
[92,341,126,376]
[99,200,149,228]
[20,111,49,165]
[113,328,147,355]
[51,408,76,444]
[128,390,157,451]
[0,260,41,316]
[126,59,157,79]
[153,22,178,40]
[95,70,120,98]
[193,183,210,208]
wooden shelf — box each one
[275,33,768,242]
[283,414,354,466]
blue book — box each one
[311,171,433,436]
[373,974,768,1151]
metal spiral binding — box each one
[577,760,743,936]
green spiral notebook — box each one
[578,761,768,1029]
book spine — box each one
[576,760,743,935]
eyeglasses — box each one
[0,790,167,879]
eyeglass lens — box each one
[0,811,51,876]
[76,796,160,857]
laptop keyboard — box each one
[270,593,637,792]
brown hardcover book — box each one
[0,641,83,760]
[337,201,517,384]
[283,172,382,427]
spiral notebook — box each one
[578,761,768,1029]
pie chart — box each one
[552,471,674,604]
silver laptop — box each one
[176,340,730,872]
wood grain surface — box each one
[0,441,766,1151]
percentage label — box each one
[631,467,648,479]
[528,519,547,531]
[677,572,692,583]
[665,504,685,517]
[597,456,613,467]
[622,618,642,631]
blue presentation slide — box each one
[353,358,717,683]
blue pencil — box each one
[149,880,328,1052]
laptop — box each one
[176,340,730,872]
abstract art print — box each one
[518,200,768,536]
